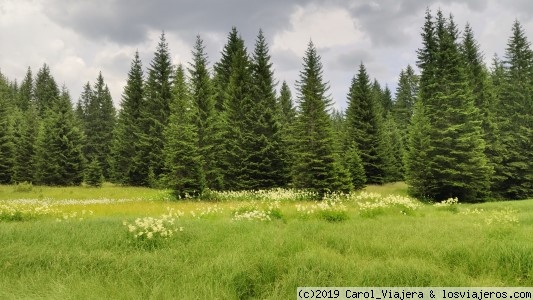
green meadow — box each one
[1,183,532,299]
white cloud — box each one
[272,4,368,55]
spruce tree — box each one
[163,65,206,198]
[12,104,39,183]
[293,41,351,197]
[111,51,147,186]
[409,11,491,202]
[345,64,387,184]
[383,113,405,181]
[345,142,366,190]
[188,35,222,189]
[35,87,85,186]
[495,20,533,199]
[17,67,33,111]
[277,81,296,184]
[85,157,104,187]
[246,29,287,188]
[33,64,60,117]
[392,65,418,146]
[0,73,15,184]
[461,23,503,196]
[142,32,174,184]
[82,73,116,180]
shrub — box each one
[13,182,33,192]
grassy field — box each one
[1,182,532,299]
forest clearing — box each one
[1,183,531,299]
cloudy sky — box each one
[1,0,533,110]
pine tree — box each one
[495,20,533,199]
[383,113,405,181]
[0,73,16,184]
[392,65,418,146]
[409,11,491,202]
[33,64,60,117]
[111,51,147,186]
[345,142,366,190]
[142,32,174,185]
[277,81,296,184]
[163,65,206,198]
[188,35,222,189]
[213,27,242,112]
[17,67,33,111]
[345,64,387,184]
[245,29,287,189]
[76,82,92,125]
[461,23,503,197]
[12,104,39,183]
[82,73,116,180]
[35,87,85,186]
[85,157,104,187]
[406,100,433,198]
[293,41,351,197]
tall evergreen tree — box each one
[188,35,222,189]
[392,65,418,145]
[245,29,287,189]
[35,87,85,186]
[461,23,503,196]
[163,65,206,198]
[33,64,59,117]
[345,64,387,184]
[12,104,39,183]
[408,11,491,202]
[293,41,351,197]
[75,82,92,125]
[82,73,116,180]
[495,20,533,199]
[223,34,254,190]
[17,67,33,111]
[111,51,147,186]
[0,73,15,184]
[142,32,174,184]
[277,81,296,183]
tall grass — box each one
[0,183,531,299]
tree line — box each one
[0,9,532,202]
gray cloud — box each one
[42,0,309,45]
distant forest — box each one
[0,9,532,202]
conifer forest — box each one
[1,9,532,203]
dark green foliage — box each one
[392,65,418,142]
[85,158,104,187]
[163,65,206,198]
[12,104,39,183]
[111,51,147,186]
[493,21,533,199]
[81,73,116,180]
[406,101,433,199]
[188,35,221,190]
[35,87,85,186]
[383,113,405,182]
[293,41,352,197]
[213,27,242,112]
[344,142,366,190]
[142,32,174,183]
[0,73,16,184]
[277,81,296,182]
[244,29,287,189]
[33,64,60,117]
[17,67,33,111]
[408,11,491,202]
[345,64,387,184]
[461,24,504,196]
